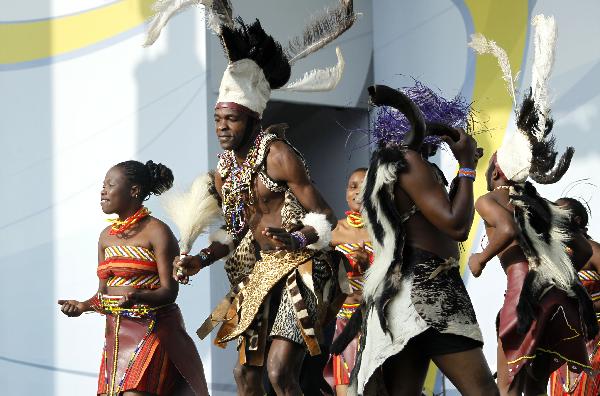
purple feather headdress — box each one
[372,81,472,146]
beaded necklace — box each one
[220,131,268,240]
[107,206,150,235]
[345,210,364,228]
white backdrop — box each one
[3,1,600,395]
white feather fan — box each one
[161,172,222,254]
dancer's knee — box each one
[267,360,298,391]
[233,363,260,389]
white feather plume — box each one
[144,0,203,47]
[204,0,234,34]
[161,173,222,254]
[531,14,557,140]
[280,47,345,92]
[468,33,518,107]
[285,0,357,65]
[144,0,234,46]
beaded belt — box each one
[100,295,167,318]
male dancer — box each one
[145,3,358,395]
[337,83,498,396]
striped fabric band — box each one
[286,267,320,356]
[335,242,374,256]
[106,274,160,289]
[104,245,156,262]
[591,291,600,302]
[348,277,364,292]
[98,245,159,282]
[337,303,360,320]
[578,270,600,281]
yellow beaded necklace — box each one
[345,211,364,228]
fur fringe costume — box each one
[330,85,484,395]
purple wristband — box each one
[291,231,307,249]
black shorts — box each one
[407,328,483,358]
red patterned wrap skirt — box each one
[500,262,590,386]
[97,299,207,395]
[550,270,600,395]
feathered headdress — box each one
[469,14,573,185]
[371,81,472,148]
[145,0,358,118]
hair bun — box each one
[145,160,174,196]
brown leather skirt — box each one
[499,261,590,385]
[98,304,208,395]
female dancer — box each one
[58,160,209,396]
[550,197,600,395]
[324,167,373,395]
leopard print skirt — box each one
[224,230,256,285]
[269,255,331,344]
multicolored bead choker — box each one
[345,211,364,228]
[108,206,151,235]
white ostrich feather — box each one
[531,14,557,140]
[280,47,345,92]
[144,0,202,47]
[468,33,518,107]
[161,173,222,254]
[144,0,233,46]
[285,0,357,65]
[203,0,234,34]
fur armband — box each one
[302,212,333,251]
[209,228,236,260]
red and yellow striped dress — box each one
[550,269,600,395]
[96,245,206,395]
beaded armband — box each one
[458,167,476,181]
[197,248,213,269]
[291,231,308,249]
[87,293,103,313]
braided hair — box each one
[115,160,174,201]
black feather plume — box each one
[516,89,574,184]
[220,18,291,89]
